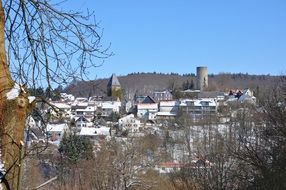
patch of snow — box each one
[28,96,36,103]
[6,83,21,100]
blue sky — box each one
[70,0,286,79]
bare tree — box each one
[231,77,286,189]
[0,0,110,189]
[90,138,158,190]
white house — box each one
[75,105,96,118]
[75,116,94,129]
[226,88,256,104]
[179,98,217,120]
[238,89,256,104]
[137,103,158,120]
[46,123,68,142]
[79,126,110,139]
[157,101,180,119]
[152,90,173,101]
[118,114,141,133]
[50,102,72,119]
[99,101,121,117]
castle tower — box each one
[107,74,121,98]
[196,66,208,91]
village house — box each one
[99,100,121,117]
[136,96,158,120]
[118,114,141,133]
[50,102,72,119]
[180,98,217,120]
[226,88,256,104]
[74,105,96,118]
[137,103,158,120]
[152,90,173,101]
[74,116,94,130]
[71,98,89,115]
[156,100,180,120]
[46,123,69,142]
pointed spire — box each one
[107,73,120,87]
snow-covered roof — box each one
[72,102,88,107]
[180,98,217,107]
[74,116,91,122]
[156,112,177,116]
[137,103,158,110]
[119,114,135,120]
[79,127,110,136]
[52,102,71,109]
[46,123,68,132]
[75,97,88,102]
[102,102,118,109]
[238,94,256,104]
[182,89,200,93]
[76,106,96,112]
[159,101,180,107]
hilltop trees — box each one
[0,0,110,189]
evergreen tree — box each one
[59,132,94,164]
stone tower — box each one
[107,73,121,98]
[196,66,208,91]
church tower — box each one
[107,74,122,99]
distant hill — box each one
[64,72,279,99]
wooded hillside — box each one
[64,72,279,99]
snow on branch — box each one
[6,83,20,100]
[6,83,28,100]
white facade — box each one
[99,101,121,117]
[179,98,217,120]
[50,102,72,119]
[238,89,256,104]
[153,90,173,101]
[137,103,158,120]
[46,123,68,141]
[75,105,96,117]
[118,114,141,133]
[75,116,94,129]
[159,101,180,113]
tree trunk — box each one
[0,2,32,190]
